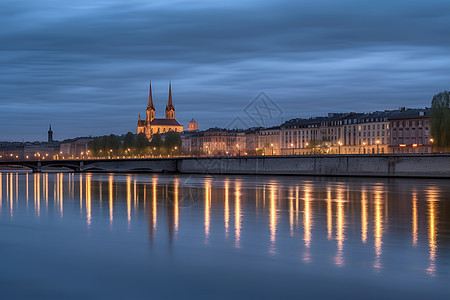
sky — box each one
[1,0,450,141]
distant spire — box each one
[138,114,141,121]
[147,81,154,109]
[167,81,174,109]
[49,123,52,131]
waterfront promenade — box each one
[1,154,449,178]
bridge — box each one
[0,158,178,173]
[0,154,449,178]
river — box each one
[0,172,449,299]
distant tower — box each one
[146,81,156,122]
[48,124,53,142]
[188,118,199,131]
[165,82,175,119]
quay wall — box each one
[176,154,450,178]
[1,155,449,178]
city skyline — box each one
[1,0,450,141]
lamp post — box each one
[376,140,380,154]
[236,144,240,156]
[338,141,342,154]
[270,143,274,156]
[430,138,434,153]
[362,142,366,155]
[291,143,294,155]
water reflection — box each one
[0,172,448,278]
[426,187,439,276]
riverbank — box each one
[1,154,449,178]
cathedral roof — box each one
[150,118,182,126]
[189,118,197,123]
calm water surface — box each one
[0,172,449,299]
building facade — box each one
[389,108,431,153]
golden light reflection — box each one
[59,173,63,217]
[79,174,83,212]
[295,186,299,229]
[174,178,179,235]
[127,175,132,225]
[44,173,48,210]
[412,191,418,247]
[9,173,14,216]
[426,187,438,276]
[269,183,277,254]
[303,184,312,263]
[326,186,332,240]
[224,180,230,238]
[35,173,41,217]
[86,174,92,227]
[152,178,157,230]
[373,187,383,271]
[235,181,241,248]
[361,188,368,244]
[289,188,294,237]
[109,174,114,225]
[204,178,211,243]
[334,185,345,267]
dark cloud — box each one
[1,0,449,141]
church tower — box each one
[48,124,53,142]
[165,82,175,119]
[146,82,155,122]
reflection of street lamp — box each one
[338,141,342,154]
[376,140,380,154]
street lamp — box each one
[430,138,434,153]
[362,142,366,155]
[291,143,294,155]
[338,141,342,154]
[270,143,274,155]
[376,140,380,154]
[236,144,240,156]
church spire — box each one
[146,81,155,122]
[147,81,154,109]
[165,81,175,119]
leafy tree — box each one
[149,134,163,148]
[135,133,150,153]
[431,91,450,150]
[164,131,181,150]
[123,132,135,150]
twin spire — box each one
[146,81,175,120]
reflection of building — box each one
[137,82,183,140]
[389,108,431,153]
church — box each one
[137,82,184,140]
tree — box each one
[431,91,450,150]
[164,131,181,150]
[123,132,135,150]
[149,134,163,148]
[135,133,150,153]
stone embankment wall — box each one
[176,154,450,178]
